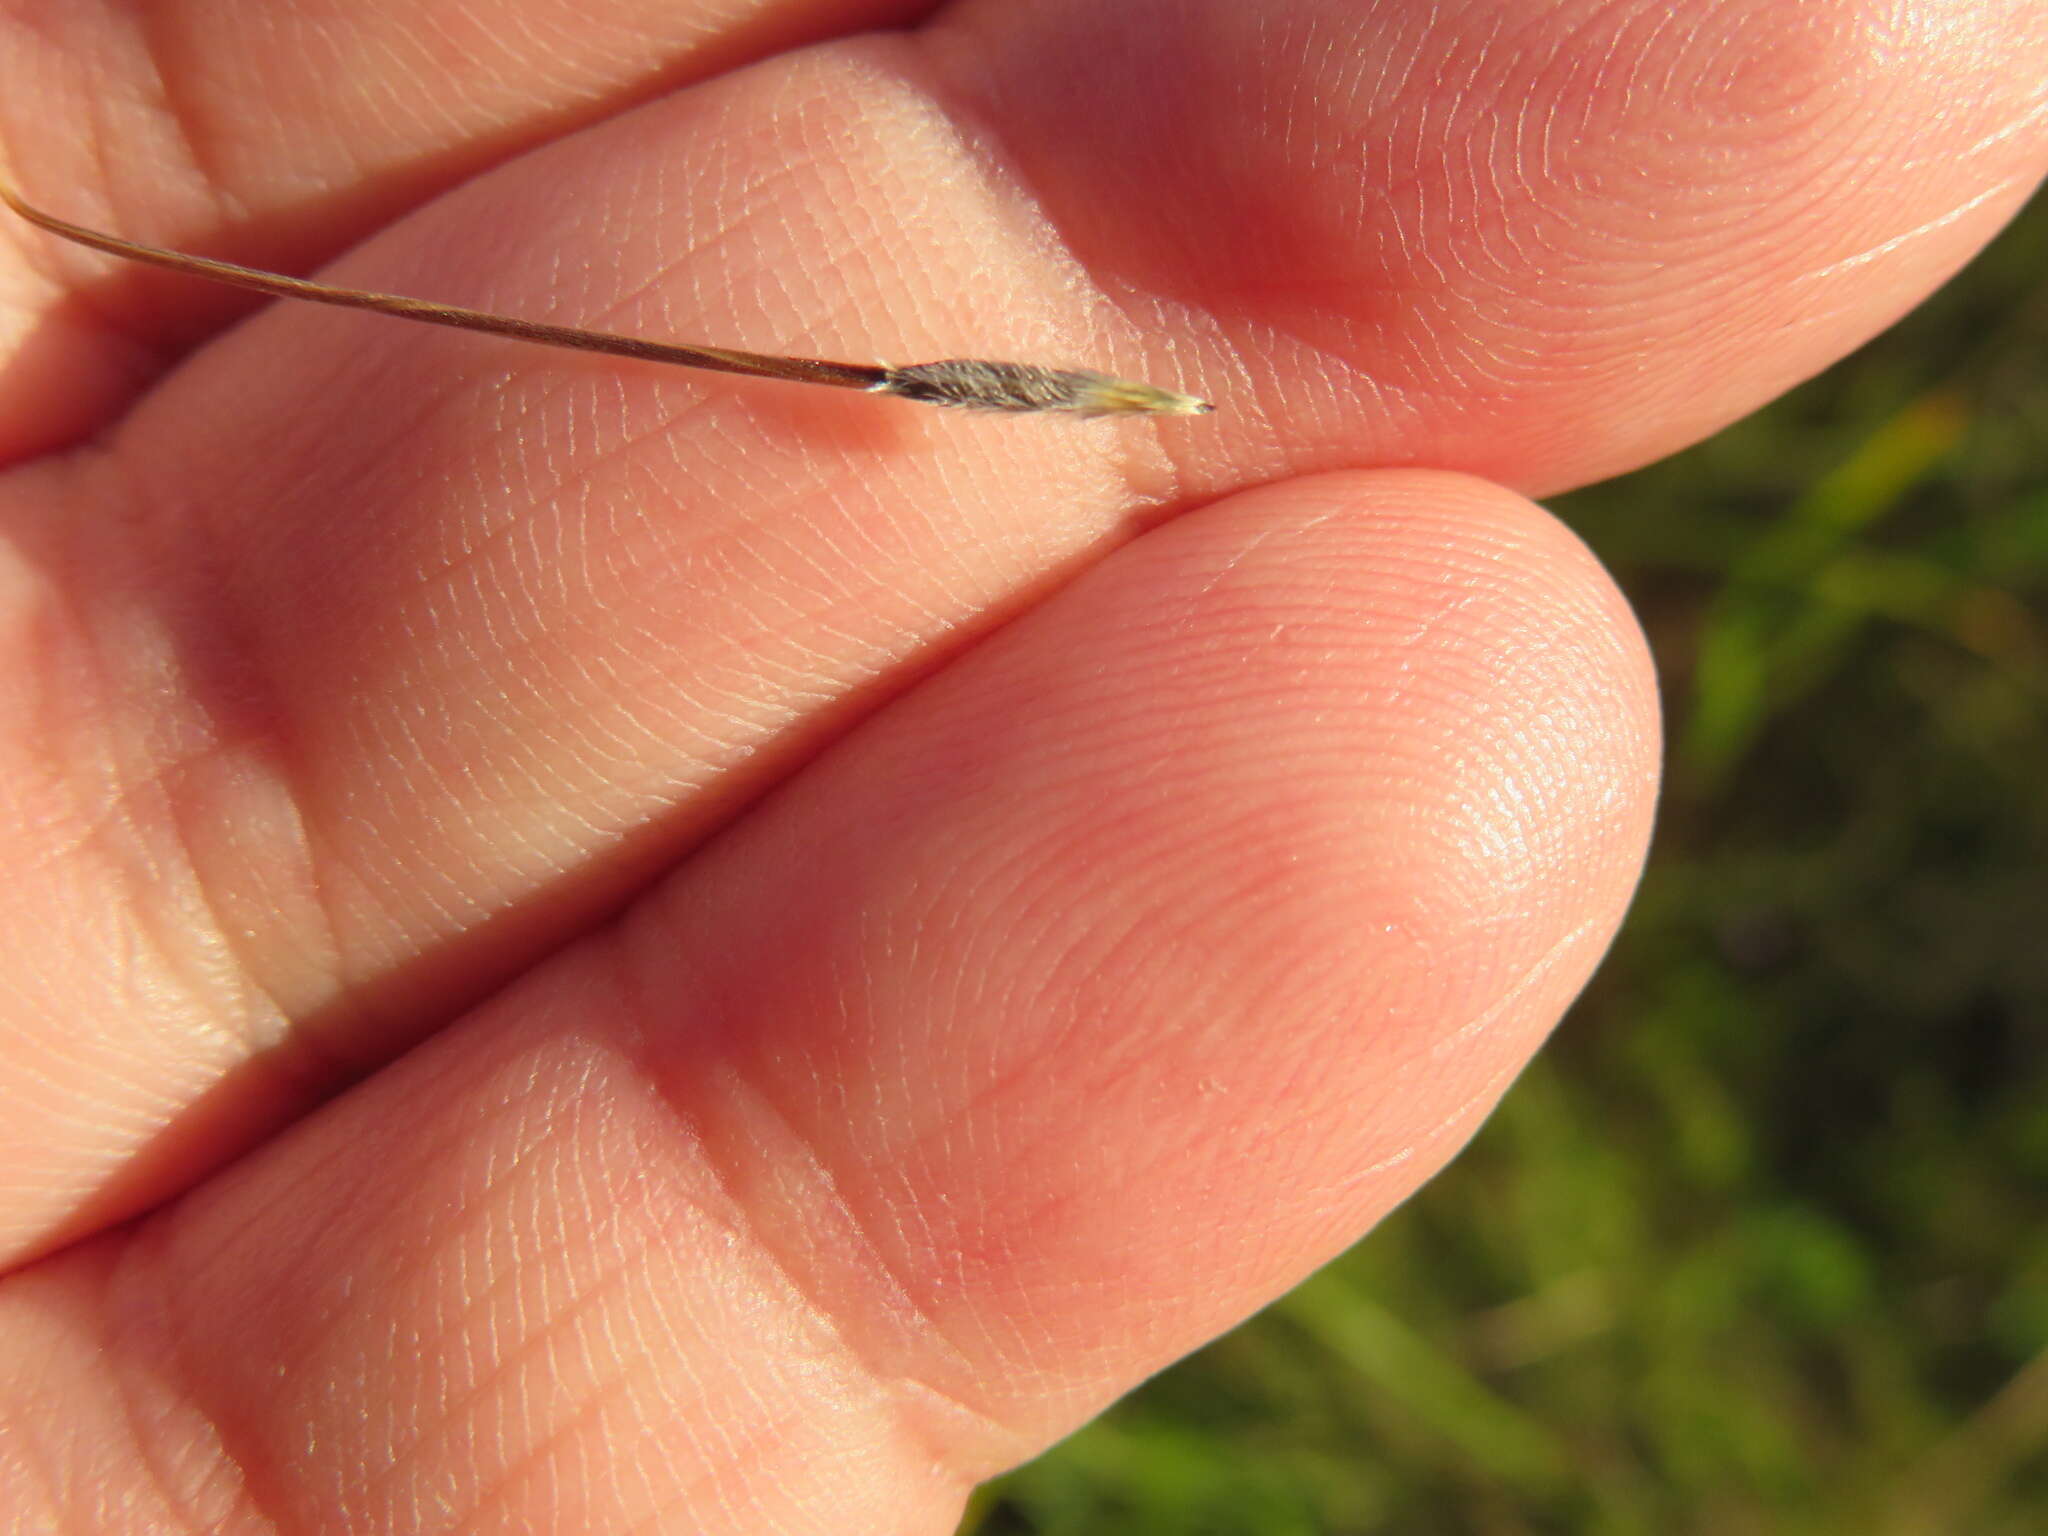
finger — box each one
[0,470,1657,1534]
[0,30,1227,1264]
[934,0,2048,492]
[0,0,937,453]
[0,0,2035,1259]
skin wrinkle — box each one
[491,688,701,833]
[1967,91,2048,158]
[1792,176,2023,284]
[805,464,973,630]
[437,1358,656,1532]
[101,1247,297,1536]
[9,156,191,384]
[371,1260,651,1527]
[134,5,238,212]
[370,1154,646,1454]
[1307,1140,1422,1207]
[148,740,335,1042]
[634,524,882,711]
[0,180,148,370]
[108,1153,285,1319]
[393,378,719,605]
[751,1125,1044,1482]
[11,478,326,1100]
[1428,911,1608,1065]
[164,329,486,570]
[5,1261,210,1536]
[106,1330,247,1536]
[621,151,846,349]
[167,1403,283,1530]
[148,1071,599,1525]
[98,814,285,1069]
[1168,504,1345,622]
[609,932,1039,1485]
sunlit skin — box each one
[0,1,2040,1532]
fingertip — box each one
[630,465,1661,1442]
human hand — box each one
[1,1,2040,1530]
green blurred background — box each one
[969,186,2048,1535]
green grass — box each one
[968,187,2048,1535]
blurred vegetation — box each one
[969,187,2048,1534]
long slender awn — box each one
[0,180,1213,418]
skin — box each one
[0,0,2039,1529]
